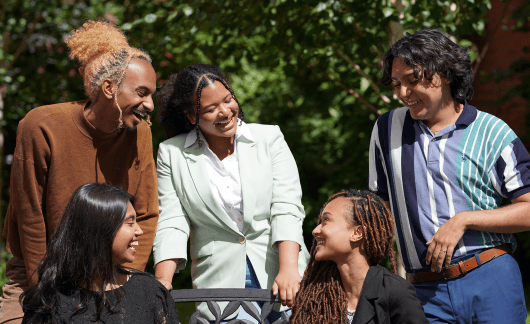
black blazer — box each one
[352,265,428,324]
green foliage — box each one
[0,250,12,287]
[0,0,111,135]
[0,2,114,271]
[119,0,491,239]
[508,0,530,33]
[8,0,528,303]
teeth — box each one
[134,109,146,117]
[128,241,138,250]
[316,240,324,246]
[404,100,420,105]
[217,118,232,125]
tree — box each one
[117,0,492,233]
[0,0,112,285]
[1,0,501,307]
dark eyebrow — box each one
[391,72,416,81]
[203,93,231,110]
[125,214,136,221]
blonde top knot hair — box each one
[65,20,152,101]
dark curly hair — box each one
[381,29,474,105]
[156,64,244,143]
[290,189,396,324]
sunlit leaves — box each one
[0,0,500,272]
[106,0,497,235]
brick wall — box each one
[472,0,530,139]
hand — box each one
[272,269,301,307]
[426,212,468,272]
[157,277,173,291]
[154,259,178,291]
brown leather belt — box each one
[406,244,510,284]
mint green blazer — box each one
[153,123,309,320]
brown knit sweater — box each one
[2,101,159,286]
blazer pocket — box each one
[190,240,214,260]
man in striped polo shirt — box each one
[369,29,530,322]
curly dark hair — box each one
[290,189,396,324]
[381,29,474,104]
[156,64,244,143]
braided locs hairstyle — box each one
[290,189,396,324]
[156,64,244,145]
[65,20,152,128]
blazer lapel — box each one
[353,296,376,324]
[183,144,240,234]
[352,266,382,324]
[237,138,257,235]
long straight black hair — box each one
[21,183,135,321]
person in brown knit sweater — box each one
[0,21,159,324]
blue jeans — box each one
[413,253,526,323]
[211,257,290,324]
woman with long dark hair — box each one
[20,183,179,323]
[290,189,427,324]
[153,63,309,323]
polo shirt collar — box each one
[404,100,477,126]
[184,119,253,148]
[455,101,477,126]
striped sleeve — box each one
[369,120,389,201]
[491,137,530,200]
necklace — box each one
[346,309,356,323]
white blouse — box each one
[184,121,254,233]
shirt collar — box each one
[404,100,477,127]
[455,101,477,126]
[184,119,254,148]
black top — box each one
[352,265,428,324]
[22,274,179,324]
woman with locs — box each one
[153,63,309,323]
[290,189,428,324]
[20,183,179,324]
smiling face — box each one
[111,202,143,265]
[187,80,239,145]
[115,58,157,131]
[391,57,454,127]
[312,197,361,263]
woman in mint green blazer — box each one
[153,64,309,322]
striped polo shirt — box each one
[369,102,530,271]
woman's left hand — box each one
[272,269,301,307]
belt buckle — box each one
[441,262,459,280]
